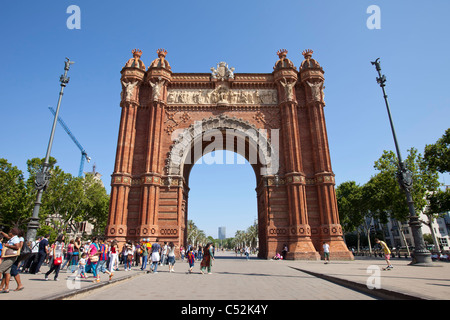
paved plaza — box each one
[1,251,448,302]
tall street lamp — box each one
[371,58,432,266]
[26,58,75,243]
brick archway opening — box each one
[167,116,278,259]
[186,151,259,254]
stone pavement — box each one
[0,251,448,300]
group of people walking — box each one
[0,229,217,293]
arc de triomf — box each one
[106,48,353,260]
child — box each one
[76,253,87,279]
[186,247,195,273]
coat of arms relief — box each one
[210,61,235,80]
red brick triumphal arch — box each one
[106,47,353,260]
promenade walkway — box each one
[0,251,448,301]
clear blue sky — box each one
[1,1,449,238]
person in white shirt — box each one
[23,238,40,273]
[245,246,250,260]
[323,242,330,264]
[160,242,168,266]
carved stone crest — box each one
[211,61,235,80]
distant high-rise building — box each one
[218,227,226,240]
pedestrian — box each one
[149,239,161,273]
[61,239,74,270]
[76,253,87,279]
[125,241,134,271]
[323,241,330,264]
[186,247,195,273]
[245,246,250,260]
[167,242,176,273]
[134,241,141,267]
[161,241,168,266]
[375,238,393,270]
[180,246,185,261]
[45,234,65,281]
[200,243,215,274]
[83,241,91,255]
[88,237,100,283]
[10,229,27,291]
[0,228,22,293]
[108,240,119,273]
[33,234,49,274]
[71,237,81,273]
[120,243,127,267]
[22,237,39,273]
[98,238,113,280]
[197,245,203,261]
[281,244,288,260]
[140,239,149,271]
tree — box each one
[81,174,110,236]
[424,128,450,214]
[186,220,206,247]
[336,181,365,234]
[427,190,450,215]
[424,128,450,173]
[0,159,32,230]
[40,165,85,235]
[336,181,367,252]
[0,157,110,239]
[234,230,245,248]
[372,148,440,222]
[245,220,258,248]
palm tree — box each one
[187,219,207,247]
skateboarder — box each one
[375,238,393,270]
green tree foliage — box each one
[337,147,442,247]
[0,157,109,237]
[82,174,110,236]
[186,220,207,246]
[424,128,450,213]
[336,181,365,233]
[371,148,440,222]
[233,220,258,248]
[424,128,450,173]
[0,159,32,229]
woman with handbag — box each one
[45,235,65,281]
[0,228,22,293]
[9,229,27,291]
[88,237,100,283]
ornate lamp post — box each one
[26,58,75,243]
[371,58,432,265]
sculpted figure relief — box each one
[306,80,324,102]
[121,81,138,101]
[280,77,296,101]
[166,89,278,105]
[150,77,166,101]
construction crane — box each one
[48,106,91,177]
